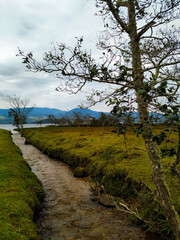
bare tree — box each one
[72,112,83,126]
[18,0,180,238]
[83,113,91,126]
[7,95,33,134]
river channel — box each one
[12,132,151,240]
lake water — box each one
[0,123,50,131]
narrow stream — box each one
[12,132,150,240]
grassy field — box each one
[22,126,180,239]
[0,129,44,240]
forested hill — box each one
[0,107,109,124]
[0,107,164,124]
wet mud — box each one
[12,132,150,240]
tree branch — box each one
[137,20,156,39]
[116,0,128,8]
[143,61,180,72]
[101,0,130,33]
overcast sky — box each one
[0,0,112,111]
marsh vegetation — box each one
[13,131,150,240]
[0,129,44,240]
[22,126,180,239]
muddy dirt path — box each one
[12,132,149,240]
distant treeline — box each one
[39,112,118,127]
[37,111,169,128]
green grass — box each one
[22,126,180,239]
[0,129,44,240]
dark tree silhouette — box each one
[8,95,33,134]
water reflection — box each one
[0,123,50,131]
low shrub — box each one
[73,167,88,177]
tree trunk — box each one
[20,116,23,135]
[127,1,180,238]
[20,123,23,135]
[171,126,180,186]
[137,95,180,239]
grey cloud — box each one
[0,64,23,78]
[0,0,109,111]
[18,22,36,36]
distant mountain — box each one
[30,107,66,116]
[0,109,12,124]
[0,107,108,124]
[0,107,165,124]
[29,107,66,120]
[127,112,165,123]
[0,108,64,124]
[67,108,109,119]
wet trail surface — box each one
[12,132,150,240]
